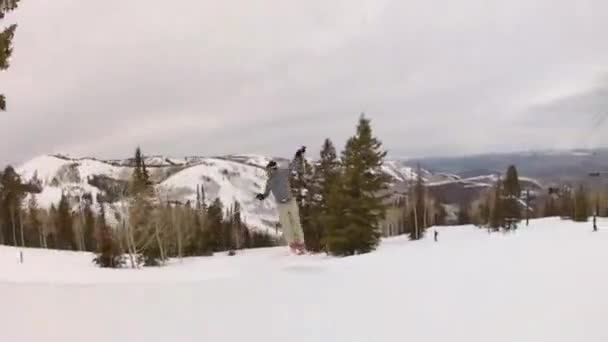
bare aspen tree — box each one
[18,206,24,247]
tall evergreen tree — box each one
[0,165,25,246]
[128,147,158,265]
[321,180,348,254]
[94,203,122,268]
[324,115,389,256]
[56,193,76,250]
[503,165,521,226]
[0,0,20,111]
[205,198,224,252]
[308,138,340,252]
[573,185,589,222]
[26,194,42,248]
[46,204,58,249]
[489,180,505,230]
[82,200,96,252]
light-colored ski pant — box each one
[276,198,305,246]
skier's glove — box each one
[256,193,266,201]
[295,146,306,159]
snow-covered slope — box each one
[17,154,279,233]
[1,218,607,341]
[158,158,278,231]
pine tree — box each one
[82,200,96,252]
[321,180,349,254]
[0,165,25,246]
[128,147,159,266]
[94,203,122,268]
[206,198,224,252]
[543,194,559,217]
[308,138,340,252]
[490,180,505,230]
[56,193,76,250]
[46,204,58,249]
[0,0,20,111]
[324,115,389,256]
[26,194,42,248]
[573,185,589,222]
[503,165,521,227]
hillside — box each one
[1,218,607,341]
[14,154,548,231]
[409,148,608,183]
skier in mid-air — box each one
[256,146,307,254]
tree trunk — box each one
[10,205,17,246]
[19,209,25,247]
[413,204,419,240]
[155,222,165,262]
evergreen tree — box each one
[94,203,122,268]
[308,138,340,252]
[82,200,96,252]
[185,204,212,256]
[56,193,76,250]
[543,194,559,217]
[26,194,42,248]
[573,185,589,222]
[503,165,521,226]
[128,147,159,266]
[320,180,349,254]
[489,180,505,230]
[458,203,471,225]
[0,165,25,246]
[206,198,224,252]
[503,166,521,198]
[46,204,58,249]
[324,115,389,256]
[0,0,20,111]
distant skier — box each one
[434,230,438,242]
[256,147,307,254]
[593,215,598,232]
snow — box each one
[382,160,420,182]
[16,155,280,232]
[159,157,279,233]
[2,218,608,341]
[18,155,70,184]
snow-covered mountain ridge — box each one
[14,154,542,232]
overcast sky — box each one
[1,0,608,165]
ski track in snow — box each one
[2,218,608,342]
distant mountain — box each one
[407,148,608,184]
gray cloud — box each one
[1,0,608,165]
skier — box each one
[256,147,307,254]
[593,215,598,232]
[434,230,438,242]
